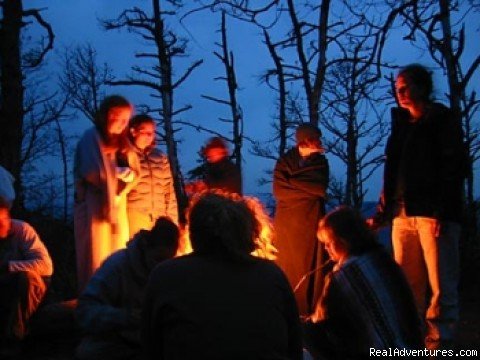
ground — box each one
[6,288,479,360]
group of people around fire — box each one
[0,63,468,359]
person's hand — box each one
[117,167,135,183]
[435,221,441,237]
[366,217,375,228]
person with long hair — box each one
[304,206,423,359]
[369,64,467,348]
[127,114,178,239]
[74,95,139,293]
[142,192,302,360]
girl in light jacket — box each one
[127,114,178,239]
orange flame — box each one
[176,190,277,260]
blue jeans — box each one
[392,215,460,342]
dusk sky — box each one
[23,0,480,201]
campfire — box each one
[177,190,277,260]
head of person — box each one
[395,64,433,113]
[95,95,133,147]
[295,124,323,158]
[129,114,156,151]
[317,206,379,265]
[0,196,12,240]
[140,216,179,270]
[187,192,258,262]
[203,137,229,164]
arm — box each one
[273,157,312,202]
[437,109,468,215]
[8,221,53,276]
[75,258,134,335]
[118,148,141,197]
[287,156,329,198]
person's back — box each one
[144,254,300,360]
[75,217,179,360]
[142,192,302,360]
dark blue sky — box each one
[23,0,480,200]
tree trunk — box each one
[0,0,24,211]
[152,0,187,222]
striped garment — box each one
[304,248,424,359]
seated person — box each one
[0,196,53,344]
[142,192,302,360]
[303,206,423,360]
[75,217,179,360]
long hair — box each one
[95,95,132,151]
[187,192,258,262]
[319,206,379,256]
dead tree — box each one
[260,29,288,158]
[200,11,243,184]
[322,38,389,209]
[284,0,330,129]
[59,43,114,123]
[102,0,203,221]
[0,0,55,211]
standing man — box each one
[369,64,467,349]
[0,196,53,350]
[273,124,329,316]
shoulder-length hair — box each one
[95,95,132,151]
[398,63,434,103]
[187,191,258,262]
[319,206,379,256]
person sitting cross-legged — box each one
[75,216,179,360]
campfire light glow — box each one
[176,190,277,260]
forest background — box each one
[1,0,480,300]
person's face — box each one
[298,139,323,158]
[205,147,228,163]
[317,226,348,264]
[0,208,12,239]
[106,106,132,135]
[131,122,155,150]
[395,75,424,110]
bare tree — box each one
[0,0,57,211]
[101,0,203,220]
[322,39,389,209]
[199,11,243,182]
[59,43,114,123]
